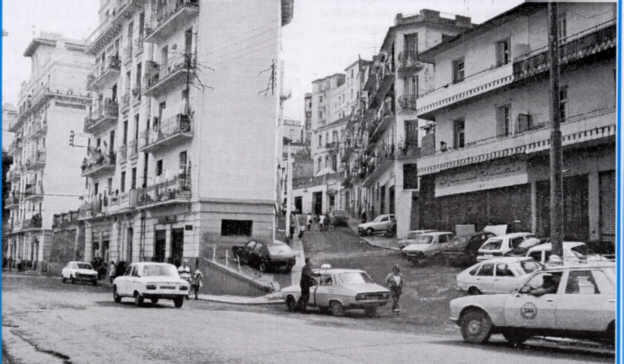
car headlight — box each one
[382,292,390,299]
[146,283,157,290]
[179,286,188,291]
[355,293,366,301]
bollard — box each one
[212,245,216,262]
[225,249,229,267]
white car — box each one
[112,262,189,308]
[358,214,395,236]
[61,261,98,285]
[526,241,612,265]
[477,233,540,262]
[397,230,437,249]
[401,231,455,263]
[449,263,615,345]
[456,257,542,295]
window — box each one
[481,239,502,251]
[123,120,128,145]
[559,85,568,122]
[221,220,253,236]
[94,182,99,196]
[477,263,494,276]
[319,95,323,103]
[404,33,418,56]
[156,160,163,176]
[453,119,465,148]
[558,12,567,39]
[496,104,511,137]
[107,178,112,193]
[120,171,126,192]
[403,164,419,189]
[319,274,333,286]
[452,58,465,83]
[131,168,137,189]
[469,265,480,275]
[565,270,599,294]
[318,134,322,147]
[495,263,515,277]
[134,114,140,141]
[495,39,510,66]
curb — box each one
[198,294,285,306]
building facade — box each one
[79,0,293,266]
[413,2,616,243]
[5,33,92,268]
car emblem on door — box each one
[520,302,538,319]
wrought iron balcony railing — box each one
[137,174,192,209]
[144,0,199,43]
[87,55,121,90]
[84,98,119,133]
[141,113,193,152]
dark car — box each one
[330,210,349,227]
[232,239,297,273]
[442,231,496,267]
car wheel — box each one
[285,296,297,312]
[258,262,267,273]
[134,292,144,307]
[366,228,374,236]
[151,298,159,305]
[460,309,493,344]
[174,297,184,308]
[502,329,531,346]
[113,286,121,303]
[70,275,75,284]
[365,306,377,318]
[92,279,98,286]
[468,287,482,295]
[329,301,344,317]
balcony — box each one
[134,37,144,57]
[5,194,19,209]
[30,151,46,170]
[132,86,142,105]
[398,95,417,112]
[141,113,193,153]
[144,0,199,44]
[52,210,80,229]
[22,214,42,230]
[86,0,146,55]
[396,143,421,161]
[8,137,23,155]
[30,122,47,138]
[84,98,119,133]
[417,107,616,176]
[397,50,425,77]
[513,20,616,82]
[137,174,192,210]
[78,200,103,220]
[417,62,514,117]
[7,168,22,182]
[24,182,44,201]
[108,189,138,214]
[144,54,195,97]
[81,148,116,177]
[121,92,131,111]
[128,139,139,160]
[361,148,395,186]
[87,55,121,91]
[368,111,395,145]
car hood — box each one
[403,243,433,252]
[75,268,97,275]
[450,293,508,308]
[348,283,390,294]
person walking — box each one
[385,264,404,315]
[191,267,204,300]
[306,214,312,231]
[178,260,192,299]
[108,260,116,283]
[298,258,318,312]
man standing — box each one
[385,264,404,315]
[178,260,192,299]
[298,258,317,312]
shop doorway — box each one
[312,192,323,215]
[171,228,184,266]
[126,227,133,262]
[154,230,166,262]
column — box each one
[84,223,93,262]
[587,171,600,241]
[530,181,537,234]
[164,224,172,263]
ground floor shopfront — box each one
[5,229,52,270]
[416,143,615,243]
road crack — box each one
[9,328,73,364]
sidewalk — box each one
[346,217,401,251]
[197,291,284,305]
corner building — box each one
[81,0,293,265]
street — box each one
[2,268,613,363]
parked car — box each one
[330,210,348,227]
[477,233,540,262]
[358,214,395,236]
[112,262,189,308]
[232,239,296,273]
[449,263,615,345]
[456,257,542,295]
[397,230,437,249]
[61,261,98,285]
[281,267,390,317]
[442,231,496,267]
[401,231,455,264]
[526,241,613,265]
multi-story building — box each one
[277,118,305,209]
[5,33,92,268]
[412,2,616,243]
[79,0,294,266]
[345,10,472,235]
[303,92,312,143]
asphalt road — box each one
[2,274,612,364]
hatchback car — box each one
[449,263,615,345]
[112,262,189,308]
[477,233,540,262]
[357,214,395,236]
[401,231,455,264]
[61,261,98,285]
[526,241,612,265]
[442,231,496,267]
[232,239,297,273]
[456,257,542,295]
[397,230,437,249]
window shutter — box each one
[495,106,505,137]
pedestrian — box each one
[109,260,116,283]
[319,214,327,231]
[385,264,404,315]
[306,213,312,231]
[298,258,318,312]
[178,260,192,299]
[191,266,204,300]
[361,210,367,223]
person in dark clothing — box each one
[298,258,318,312]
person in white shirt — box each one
[178,260,192,299]
[385,264,404,315]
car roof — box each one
[500,232,534,238]
[70,261,91,265]
[528,241,585,251]
[541,262,615,272]
[314,268,365,274]
[477,257,533,264]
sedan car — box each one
[112,262,189,308]
[61,261,98,285]
[401,231,455,264]
[477,233,540,262]
[526,241,612,265]
[358,214,395,236]
[281,267,390,317]
[456,257,542,295]
[232,239,297,273]
[449,263,615,345]
[397,230,437,249]
[442,231,496,267]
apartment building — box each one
[79,0,293,266]
[5,33,92,268]
[277,118,305,209]
[413,2,616,243]
[343,10,472,235]
[303,93,312,143]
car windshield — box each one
[339,272,374,285]
[141,264,179,277]
[412,235,433,244]
[373,215,385,222]
[519,260,542,274]
[267,244,291,254]
[76,263,92,270]
[481,239,502,250]
[407,232,423,239]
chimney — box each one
[455,15,472,27]
[420,9,440,20]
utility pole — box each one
[285,142,293,239]
[548,2,563,260]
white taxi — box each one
[112,262,189,308]
[449,263,615,345]
[61,261,98,285]
[456,257,542,295]
[477,233,540,262]
[281,267,390,317]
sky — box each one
[2,0,523,140]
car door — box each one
[555,269,615,331]
[504,271,563,329]
[375,216,388,231]
[314,273,333,308]
[127,264,141,295]
[117,264,132,295]
[494,262,518,293]
[474,262,495,293]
